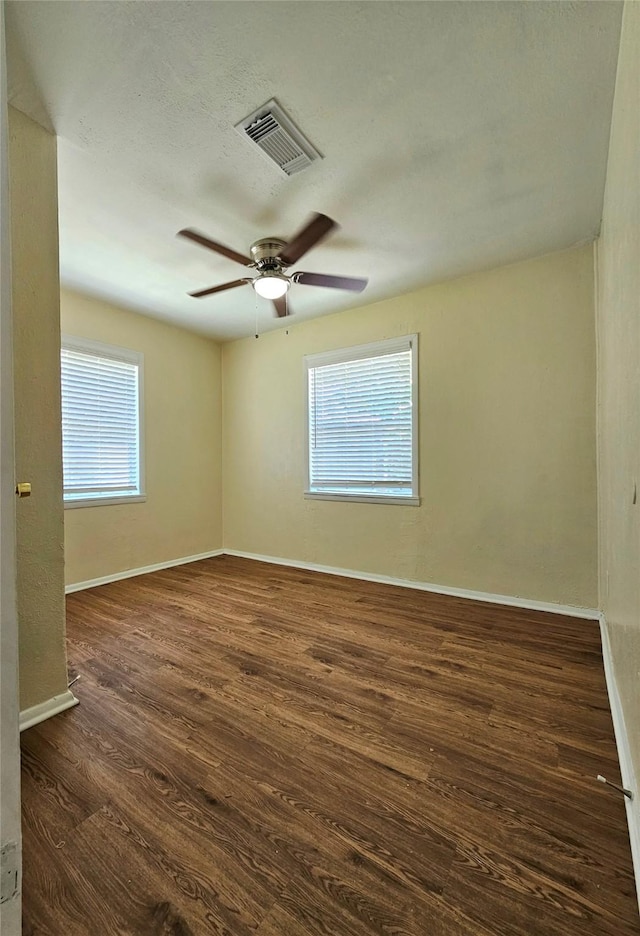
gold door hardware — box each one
[16,482,31,498]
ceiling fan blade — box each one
[278,213,337,266]
[189,279,249,298]
[294,271,368,292]
[272,295,290,318]
[178,228,253,267]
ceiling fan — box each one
[178,212,367,317]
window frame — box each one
[304,334,419,506]
[61,334,146,509]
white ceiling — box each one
[7,1,622,341]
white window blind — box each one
[61,337,144,506]
[305,335,418,504]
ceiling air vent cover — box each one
[235,99,321,176]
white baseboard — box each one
[599,615,640,910]
[65,545,598,618]
[65,549,224,594]
[0,898,20,936]
[223,549,599,620]
[20,689,79,732]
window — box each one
[61,336,145,507]
[305,335,418,504]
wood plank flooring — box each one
[21,556,639,935]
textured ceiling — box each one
[7,1,622,341]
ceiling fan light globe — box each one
[253,274,289,299]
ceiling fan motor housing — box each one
[251,238,288,270]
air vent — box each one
[235,99,321,176]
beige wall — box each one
[62,289,222,586]
[9,106,68,710]
[2,23,23,934]
[223,245,597,607]
[597,2,640,784]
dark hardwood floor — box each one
[21,556,639,935]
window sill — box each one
[304,491,420,506]
[64,494,147,510]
